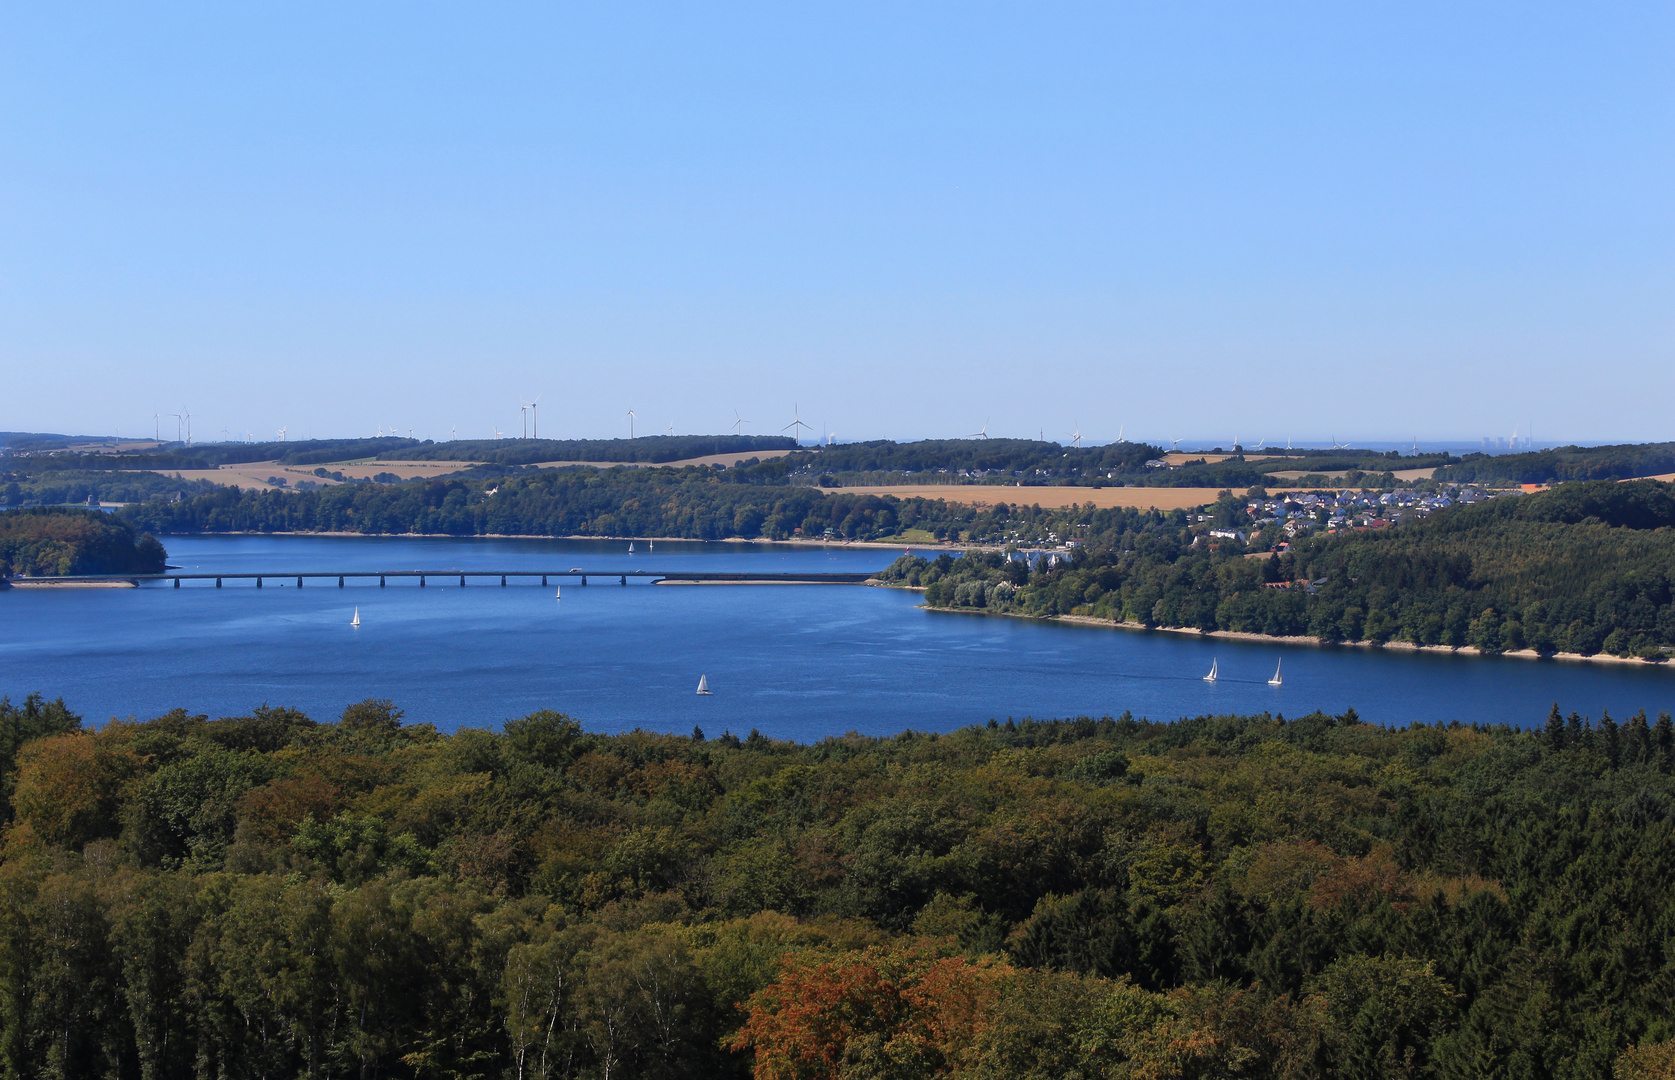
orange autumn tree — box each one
[729,945,1012,1080]
[10,730,144,848]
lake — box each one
[4,535,1672,739]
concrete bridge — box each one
[5,569,881,588]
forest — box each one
[884,480,1675,660]
[0,508,168,578]
[2,691,1675,1079]
[115,465,1049,545]
[1435,442,1675,486]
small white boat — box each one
[351,606,361,628]
[555,586,562,600]
[1268,659,1283,687]
[1203,658,1217,682]
[628,542,635,553]
[696,675,712,695]
[648,540,654,551]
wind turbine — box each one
[969,417,990,440]
[522,394,542,439]
[518,402,528,439]
[492,425,502,440]
[665,423,675,436]
[733,410,748,435]
[451,426,457,441]
[1116,423,1125,443]
[277,428,287,442]
[1068,423,1084,449]
[627,408,637,439]
[182,408,192,447]
[153,413,160,441]
[1170,438,1182,452]
[170,413,184,443]
[782,404,812,444]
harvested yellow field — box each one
[818,485,1233,510]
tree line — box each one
[0,508,167,577]
[3,692,1675,1077]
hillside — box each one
[889,480,1675,660]
[0,696,1672,1077]
[0,507,167,577]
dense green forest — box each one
[2,692,1675,1078]
[885,480,1675,660]
[0,508,167,577]
[117,465,1069,544]
[390,435,798,466]
[1435,442,1675,486]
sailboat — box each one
[1268,659,1283,687]
[628,541,635,553]
[696,675,713,696]
[1203,658,1217,683]
[555,585,562,600]
[351,606,361,628]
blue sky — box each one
[2,3,1670,446]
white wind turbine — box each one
[627,408,637,439]
[733,410,748,435]
[969,417,990,440]
[1068,422,1084,448]
[524,394,542,439]
[277,428,287,442]
[1169,437,1182,452]
[518,402,528,439]
[782,404,812,444]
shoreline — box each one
[886,590,1669,670]
[153,529,978,552]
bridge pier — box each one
[216,577,222,588]
[581,575,587,586]
[460,574,466,586]
[174,578,180,589]
[256,577,262,589]
[620,574,627,586]
[380,576,386,587]
[541,574,548,586]
[500,575,506,586]
[339,576,344,587]
[297,576,303,587]
[420,575,426,587]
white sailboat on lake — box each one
[1203,658,1217,682]
[628,541,635,553]
[555,585,562,600]
[1268,659,1283,686]
[696,675,712,696]
[351,606,361,628]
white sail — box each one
[1203,658,1217,682]
[351,606,360,627]
[629,542,635,553]
[696,675,712,695]
[555,586,562,599]
[1268,659,1283,686]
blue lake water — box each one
[3,535,1672,739]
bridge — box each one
[5,569,882,588]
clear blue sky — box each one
[2,3,1670,446]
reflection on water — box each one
[4,535,1672,737]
